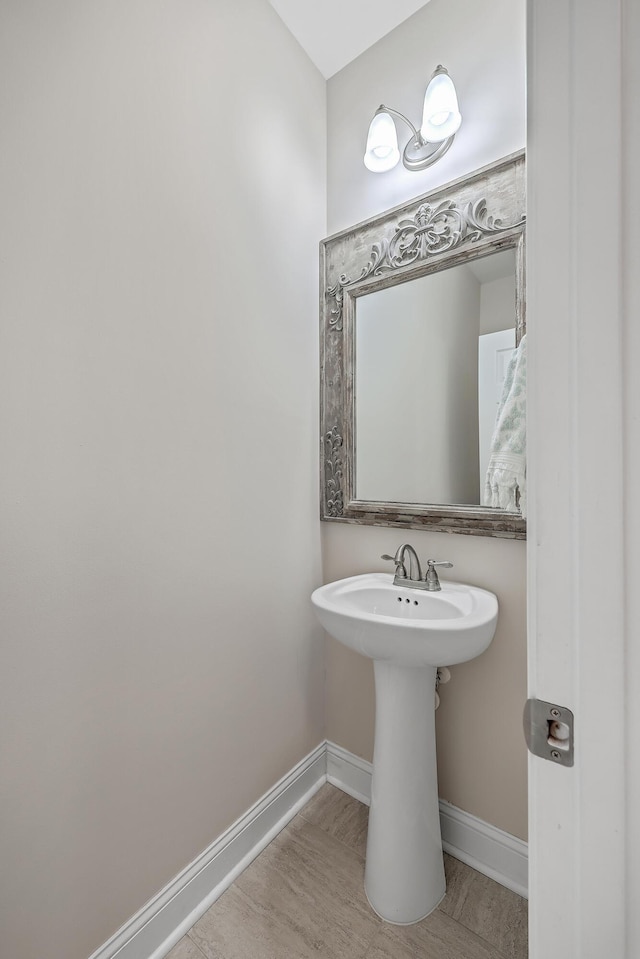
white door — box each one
[527,1,635,956]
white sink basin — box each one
[311,572,498,667]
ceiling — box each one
[268,0,431,79]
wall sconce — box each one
[364,65,462,173]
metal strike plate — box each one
[523,699,574,767]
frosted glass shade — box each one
[364,112,400,172]
[420,70,462,143]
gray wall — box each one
[324,0,528,841]
[0,3,326,958]
[480,273,517,335]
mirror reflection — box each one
[355,249,516,506]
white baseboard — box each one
[326,740,528,899]
[88,743,326,959]
[439,800,528,899]
[90,739,528,959]
[326,740,373,805]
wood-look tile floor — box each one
[167,784,527,959]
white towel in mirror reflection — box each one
[483,333,527,517]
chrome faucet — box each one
[385,543,423,582]
[382,544,453,591]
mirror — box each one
[355,249,516,505]
[320,152,526,538]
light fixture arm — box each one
[376,102,454,172]
[375,104,423,145]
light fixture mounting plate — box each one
[402,134,455,172]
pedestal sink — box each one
[311,571,498,924]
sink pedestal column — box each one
[364,661,445,924]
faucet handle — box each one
[381,554,407,578]
[424,559,453,592]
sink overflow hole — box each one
[397,596,419,606]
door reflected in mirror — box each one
[355,249,516,506]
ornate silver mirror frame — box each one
[320,151,526,539]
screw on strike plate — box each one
[550,708,561,718]
[551,749,561,760]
